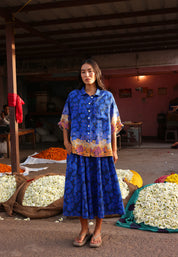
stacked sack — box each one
[14,174,65,218]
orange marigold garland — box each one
[0,163,24,174]
[33,147,67,161]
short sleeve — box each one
[110,94,124,134]
[58,96,71,130]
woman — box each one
[59,59,125,247]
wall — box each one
[105,73,178,137]
[95,50,178,70]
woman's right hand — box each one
[64,141,72,155]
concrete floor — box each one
[0,141,178,257]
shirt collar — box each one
[80,87,101,96]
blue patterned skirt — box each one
[63,153,125,219]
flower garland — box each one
[33,147,67,161]
[0,175,16,202]
[133,183,178,230]
[22,175,65,207]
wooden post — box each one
[5,20,20,173]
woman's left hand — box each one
[113,150,118,164]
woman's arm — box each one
[111,131,118,164]
[63,128,72,155]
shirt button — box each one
[88,132,90,134]
[88,117,90,119]
[91,96,93,98]
[88,102,91,105]
[88,125,90,127]
[88,110,90,112]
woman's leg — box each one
[74,217,89,243]
[90,217,102,244]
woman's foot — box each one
[89,233,102,248]
[73,230,91,247]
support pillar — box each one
[5,21,20,173]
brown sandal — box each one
[89,233,102,248]
[73,232,91,247]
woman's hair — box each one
[78,59,105,90]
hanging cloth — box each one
[8,93,25,123]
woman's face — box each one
[81,63,96,86]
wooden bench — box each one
[0,128,35,158]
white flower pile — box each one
[116,169,133,199]
[22,175,65,207]
[133,183,178,230]
[0,175,16,203]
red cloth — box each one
[8,93,25,123]
[154,175,169,183]
[154,173,175,183]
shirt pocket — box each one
[94,104,108,120]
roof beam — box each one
[1,28,177,50]
[1,34,177,53]
[1,7,178,30]
[8,0,127,13]
[13,37,178,57]
[1,18,178,34]
[12,27,178,42]
[19,7,178,26]
[15,42,178,60]
[43,19,178,36]
[3,34,175,50]
[0,11,77,54]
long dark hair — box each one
[78,59,105,90]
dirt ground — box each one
[0,145,178,257]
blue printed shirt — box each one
[59,87,123,157]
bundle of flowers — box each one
[33,147,67,161]
[0,163,24,174]
[22,175,65,207]
[133,183,178,230]
[0,174,27,216]
[14,174,65,218]
[165,173,178,184]
[0,175,16,203]
[116,169,143,199]
[117,182,178,232]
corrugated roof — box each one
[0,0,178,61]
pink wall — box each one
[104,73,178,137]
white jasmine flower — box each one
[22,175,65,207]
[133,183,178,230]
[24,217,30,221]
[0,175,16,202]
[116,169,133,199]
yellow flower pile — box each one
[165,173,178,184]
[129,170,143,188]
